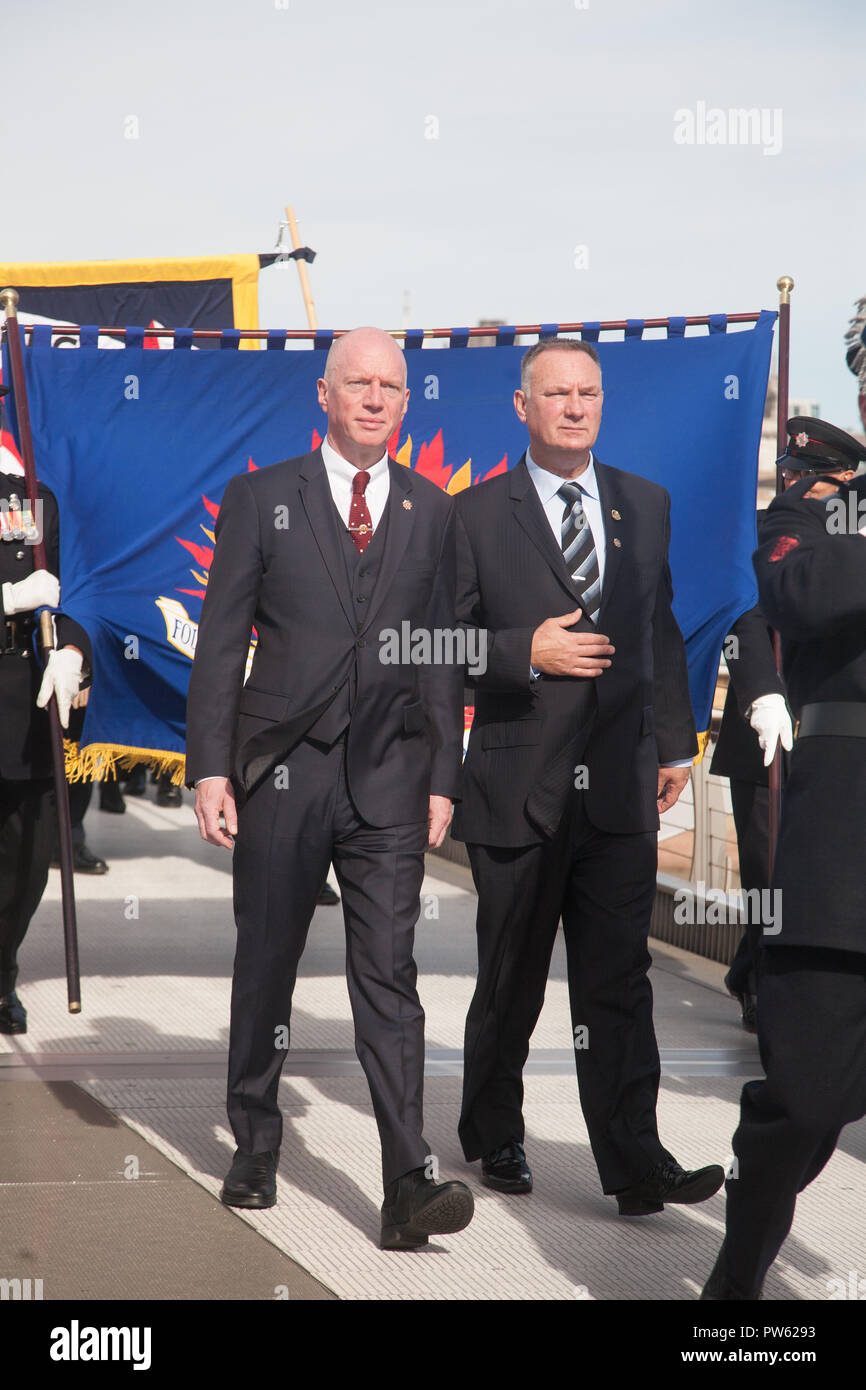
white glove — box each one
[747,692,794,767]
[2,569,60,615]
[36,648,83,729]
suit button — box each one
[356,594,366,603]
[358,568,367,577]
[357,639,367,648]
[15,550,25,560]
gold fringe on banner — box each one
[694,729,711,764]
[63,741,187,786]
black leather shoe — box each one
[724,970,758,1033]
[156,784,183,808]
[99,780,126,814]
[481,1140,533,1194]
[220,1149,279,1209]
[73,843,109,875]
[0,991,27,1034]
[317,881,340,906]
[615,1158,725,1215]
[381,1167,474,1250]
[700,1243,762,1300]
[123,766,147,796]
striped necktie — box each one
[558,481,601,622]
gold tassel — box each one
[63,741,187,786]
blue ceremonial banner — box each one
[4,313,774,778]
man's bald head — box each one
[317,326,410,468]
[324,327,407,388]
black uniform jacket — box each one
[184,448,463,824]
[451,454,697,847]
[755,474,866,954]
[0,471,91,781]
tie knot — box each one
[558,481,583,506]
[352,470,371,496]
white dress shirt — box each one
[321,435,390,528]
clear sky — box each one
[2,0,863,430]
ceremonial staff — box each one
[1,286,81,1012]
[767,275,794,878]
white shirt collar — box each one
[321,435,390,483]
[526,448,598,501]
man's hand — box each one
[747,693,794,767]
[2,569,60,615]
[194,776,238,849]
[657,765,690,813]
[36,647,83,729]
[427,794,452,849]
[530,609,614,678]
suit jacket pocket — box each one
[481,718,542,750]
[641,705,655,737]
[403,700,428,735]
[237,686,290,723]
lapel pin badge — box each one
[403,499,413,510]
[611,509,621,520]
[613,537,622,548]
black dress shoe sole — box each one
[481,1171,533,1194]
[381,1187,474,1249]
[219,1185,277,1210]
[0,1018,27,1035]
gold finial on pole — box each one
[0,287,20,315]
[776,275,794,305]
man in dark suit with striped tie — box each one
[452,337,724,1215]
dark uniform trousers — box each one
[0,778,54,996]
[724,946,866,1296]
[459,790,673,1192]
[226,511,431,1190]
[726,780,771,996]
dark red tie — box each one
[349,470,373,553]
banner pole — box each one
[767,275,794,879]
[0,286,82,1012]
[285,206,318,331]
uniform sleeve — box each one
[755,490,866,642]
[723,605,784,711]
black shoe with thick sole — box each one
[724,969,758,1034]
[317,881,340,906]
[156,785,183,808]
[481,1140,533,1194]
[220,1149,279,1209]
[73,843,109,875]
[381,1168,474,1250]
[615,1158,725,1216]
[0,991,27,1034]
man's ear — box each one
[316,377,328,412]
[513,388,527,423]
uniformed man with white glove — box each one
[0,401,91,1033]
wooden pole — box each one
[285,206,318,331]
[0,286,81,1012]
[767,275,794,880]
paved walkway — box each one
[2,788,864,1302]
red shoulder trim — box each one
[768,535,800,563]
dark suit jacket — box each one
[185,447,463,825]
[710,510,787,787]
[451,454,697,846]
[0,472,92,781]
